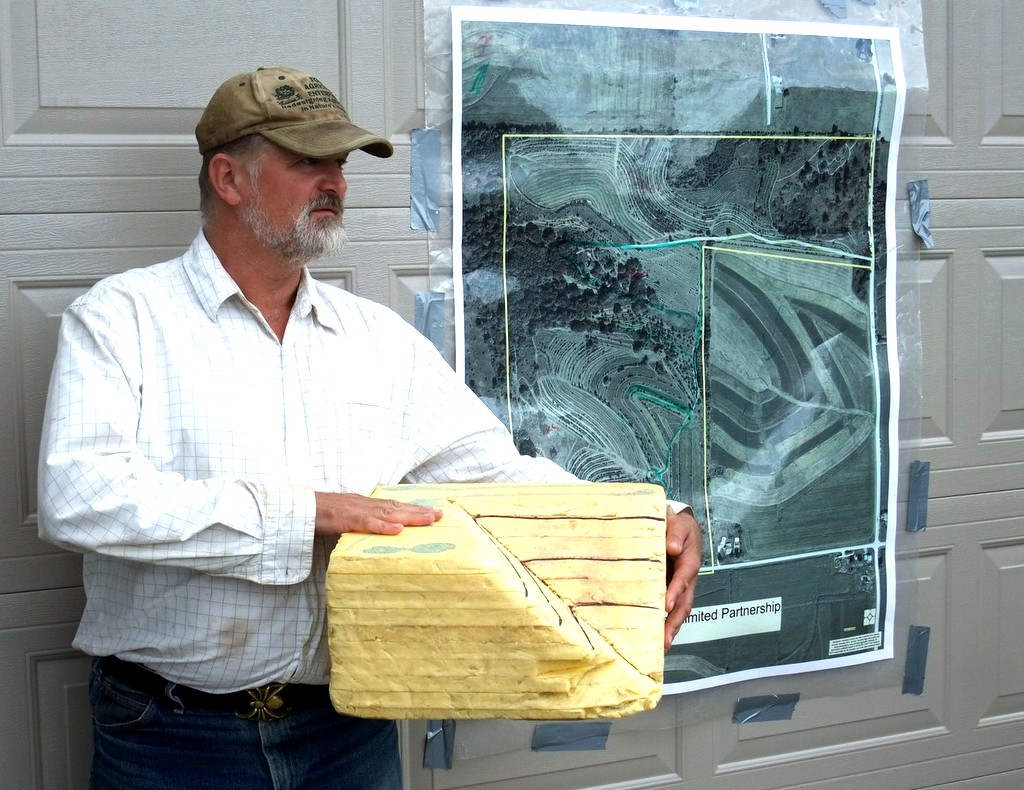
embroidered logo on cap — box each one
[275,85,298,104]
[272,77,345,114]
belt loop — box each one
[165,682,185,715]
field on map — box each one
[455,11,900,689]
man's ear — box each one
[207,152,251,207]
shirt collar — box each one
[184,232,340,331]
[296,267,341,332]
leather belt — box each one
[100,656,329,721]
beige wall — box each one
[1,1,1021,788]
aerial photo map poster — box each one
[452,6,905,693]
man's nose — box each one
[318,164,347,196]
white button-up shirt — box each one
[38,232,574,692]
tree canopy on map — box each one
[454,8,902,691]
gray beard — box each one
[242,196,348,265]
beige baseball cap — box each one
[196,66,393,158]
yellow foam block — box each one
[327,482,667,720]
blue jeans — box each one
[88,659,401,790]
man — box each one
[38,66,700,790]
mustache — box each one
[306,195,344,213]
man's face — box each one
[240,144,350,265]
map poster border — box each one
[452,5,904,694]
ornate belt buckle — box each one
[237,682,291,721]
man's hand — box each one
[664,508,701,650]
[314,492,442,536]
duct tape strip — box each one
[906,460,931,533]
[908,179,935,248]
[423,719,456,769]
[531,722,612,752]
[902,625,931,695]
[415,291,446,354]
[819,0,848,19]
[732,693,800,723]
[410,127,441,231]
